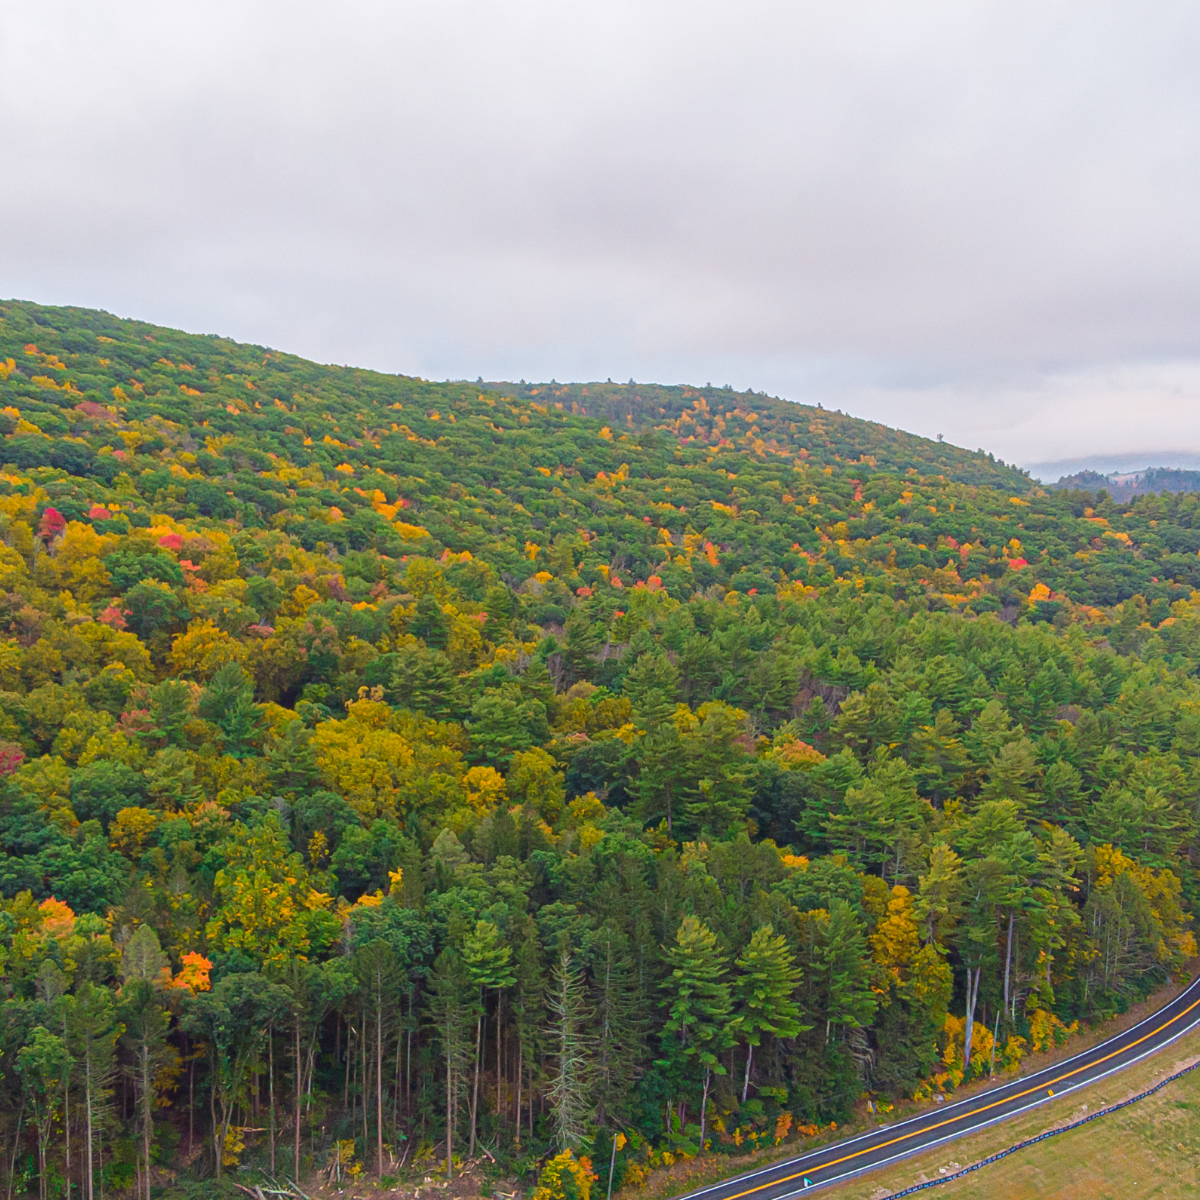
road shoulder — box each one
[836,1031,1200,1199]
[645,967,1198,1200]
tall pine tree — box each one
[427,949,474,1177]
[733,924,806,1102]
[660,916,733,1145]
[588,922,645,1128]
[546,946,592,1151]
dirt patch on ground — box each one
[223,1163,501,1200]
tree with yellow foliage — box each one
[205,815,338,968]
[34,522,115,602]
[532,1150,596,1200]
[168,619,248,679]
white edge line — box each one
[676,975,1200,1200]
[771,1012,1200,1198]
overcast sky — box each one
[3,2,1200,479]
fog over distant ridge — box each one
[2,1,1200,471]
[1030,454,1200,485]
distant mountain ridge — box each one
[1049,466,1200,502]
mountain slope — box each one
[481,376,1029,489]
[1,299,1200,1195]
[3,298,1194,610]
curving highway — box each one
[672,973,1200,1198]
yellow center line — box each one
[721,991,1200,1199]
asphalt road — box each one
[673,973,1200,1198]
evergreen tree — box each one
[119,925,173,1200]
[623,652,680,729]
[1038,759,1085,828]
[427,949,473,1177]
[512,915,545,1147]
[198,661,263,758]
[813,901,877,1043]
[545,946,592,1152]
[461,920,515,1155]
[146,679,193,747]
[632,725,684,832]
[915,844,964,946]
[119,980,172,1200]
[956,857,1010,1073]
[64,982,118,1200]
[267,718,321,798]
[563,608,599,683]
[411,594,450,650]
[680,705,753,839]
[660,917,733,1145]
[907,709,970,803]
[181,972,289,1179]
[17,1027,68,1200]
[587,922,645,1128]
[353,940,404,1178]
[732,924,806,1102]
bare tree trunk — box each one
[305,1039,317,1154]
[394,1027,403,1153]
[741,1043,755,1104]
[6,1101,23,1200]
[210,1078,220,1180]
[515,1033,523,1148]
[1002,912,1015,1013]
[376,998,384,1178]
[361,1013,370,1168]
[469,1000,484,1155]
[187,1037,194,1154]
[445,1045,454,1179]
[62,1027,70,1200]
[293,1020,302,1181]
[963,965,982,1073]
[142,1039,153,1200]
[85,1053,94,1200]
[268,1033,276,1177]
[406,990,414,1120]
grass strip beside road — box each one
[888,1056,1200,1196]
[825,1026,1200,1200]
[648,975,1200,1200]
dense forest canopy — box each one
[1,298,1199,1197]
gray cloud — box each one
[3,1,1200,472]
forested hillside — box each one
[1,298,1200,1198]
[1051,466,1200,503]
